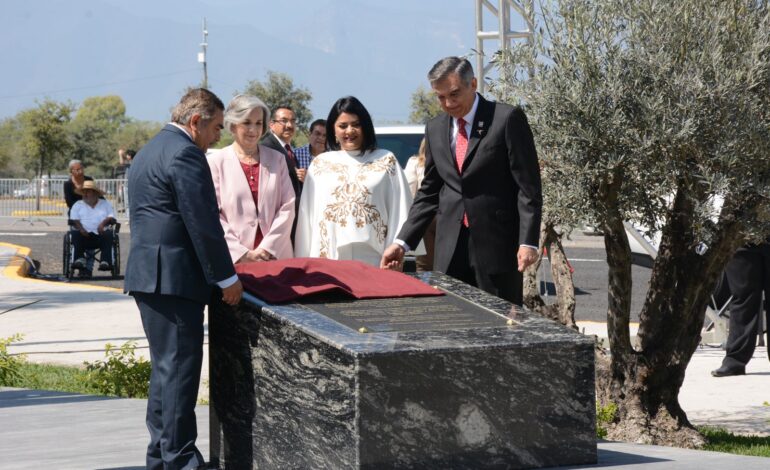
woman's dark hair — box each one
[325,96,377,153]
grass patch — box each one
[1,338,150,399]
[699,426,770,458]
[4,362,102,395]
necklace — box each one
[235,146,260,165]
[247,162,259,181]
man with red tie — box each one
[381,56,542,305]
[261,105,301,240]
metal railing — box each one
[0,178,129,221]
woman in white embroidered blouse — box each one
[295,96,419,267]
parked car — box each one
[375,125,425,168]
[12,175,67,198]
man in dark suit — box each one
[125,88,243,470]
[381,56,542,305]
[261,105,301,198]
[712,242,770,377]
[261,105,301,238]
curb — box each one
[11,210,63,217]
[0,242,33,278]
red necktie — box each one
[284,144,297,167]
[455,118,469,227]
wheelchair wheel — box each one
[111,235,121,278]
[62,231,74,279]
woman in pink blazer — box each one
[208,95,295,263]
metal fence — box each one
[0,178,129,221]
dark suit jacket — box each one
[261,131,301,200]
[398,94,542,275]
[124,124,236,304]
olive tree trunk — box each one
[523,223,578,331]
[597,181,743,447]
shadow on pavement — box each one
[0,388,117,409]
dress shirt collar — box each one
[453,93,480,135]
[169,122,193,142]
[272,132,290,149]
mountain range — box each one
[0,0,487,125]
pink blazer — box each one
[208,144,295,263]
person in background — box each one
[261,105,302,240]
[63,159,94,213]
[295,96,418,267]
[124,88,242,470]
[711,242,770,377]
[208,95,295,264]
[381,56,542,305]
[63,159,97,276]
[403,137,436,271]
[70,180,116,275]
[125,149,136,170]
[114,148,132,178]
[114,149,135,214]
[293,119,327,183]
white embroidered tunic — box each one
[295,148,415,267]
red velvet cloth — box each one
[235,257,444,303]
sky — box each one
[0,0,529,125]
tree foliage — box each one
[0,96,160,178]
[69,95,128,175]
[0,117,25,177]
[113,120,162,155]
[409,85,443,124]
[241,71,313,131]
[18,99,75,177]
[491,0,770,446]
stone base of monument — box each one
[209,272,596,469]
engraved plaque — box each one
[301,290,516,333]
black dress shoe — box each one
[711,365,745,377]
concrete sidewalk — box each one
[0,243,212,401]
[1,242,768,468]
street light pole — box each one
[198,18,209,89]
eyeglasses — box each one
[272,119,297,126]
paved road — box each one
[0,222,128,289]
[0,221,652,322]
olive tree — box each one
[491,0,770,446]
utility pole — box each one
[198,17,209,89]
[474,0,534,94]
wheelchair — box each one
[62,219,121,279]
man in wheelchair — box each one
[70,180,117,275]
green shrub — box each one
[596,401,618,439]
[0,334,25,385]
[84,341,151,398]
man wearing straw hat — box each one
[69,180,117,274]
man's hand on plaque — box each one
[380,243,405,270]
